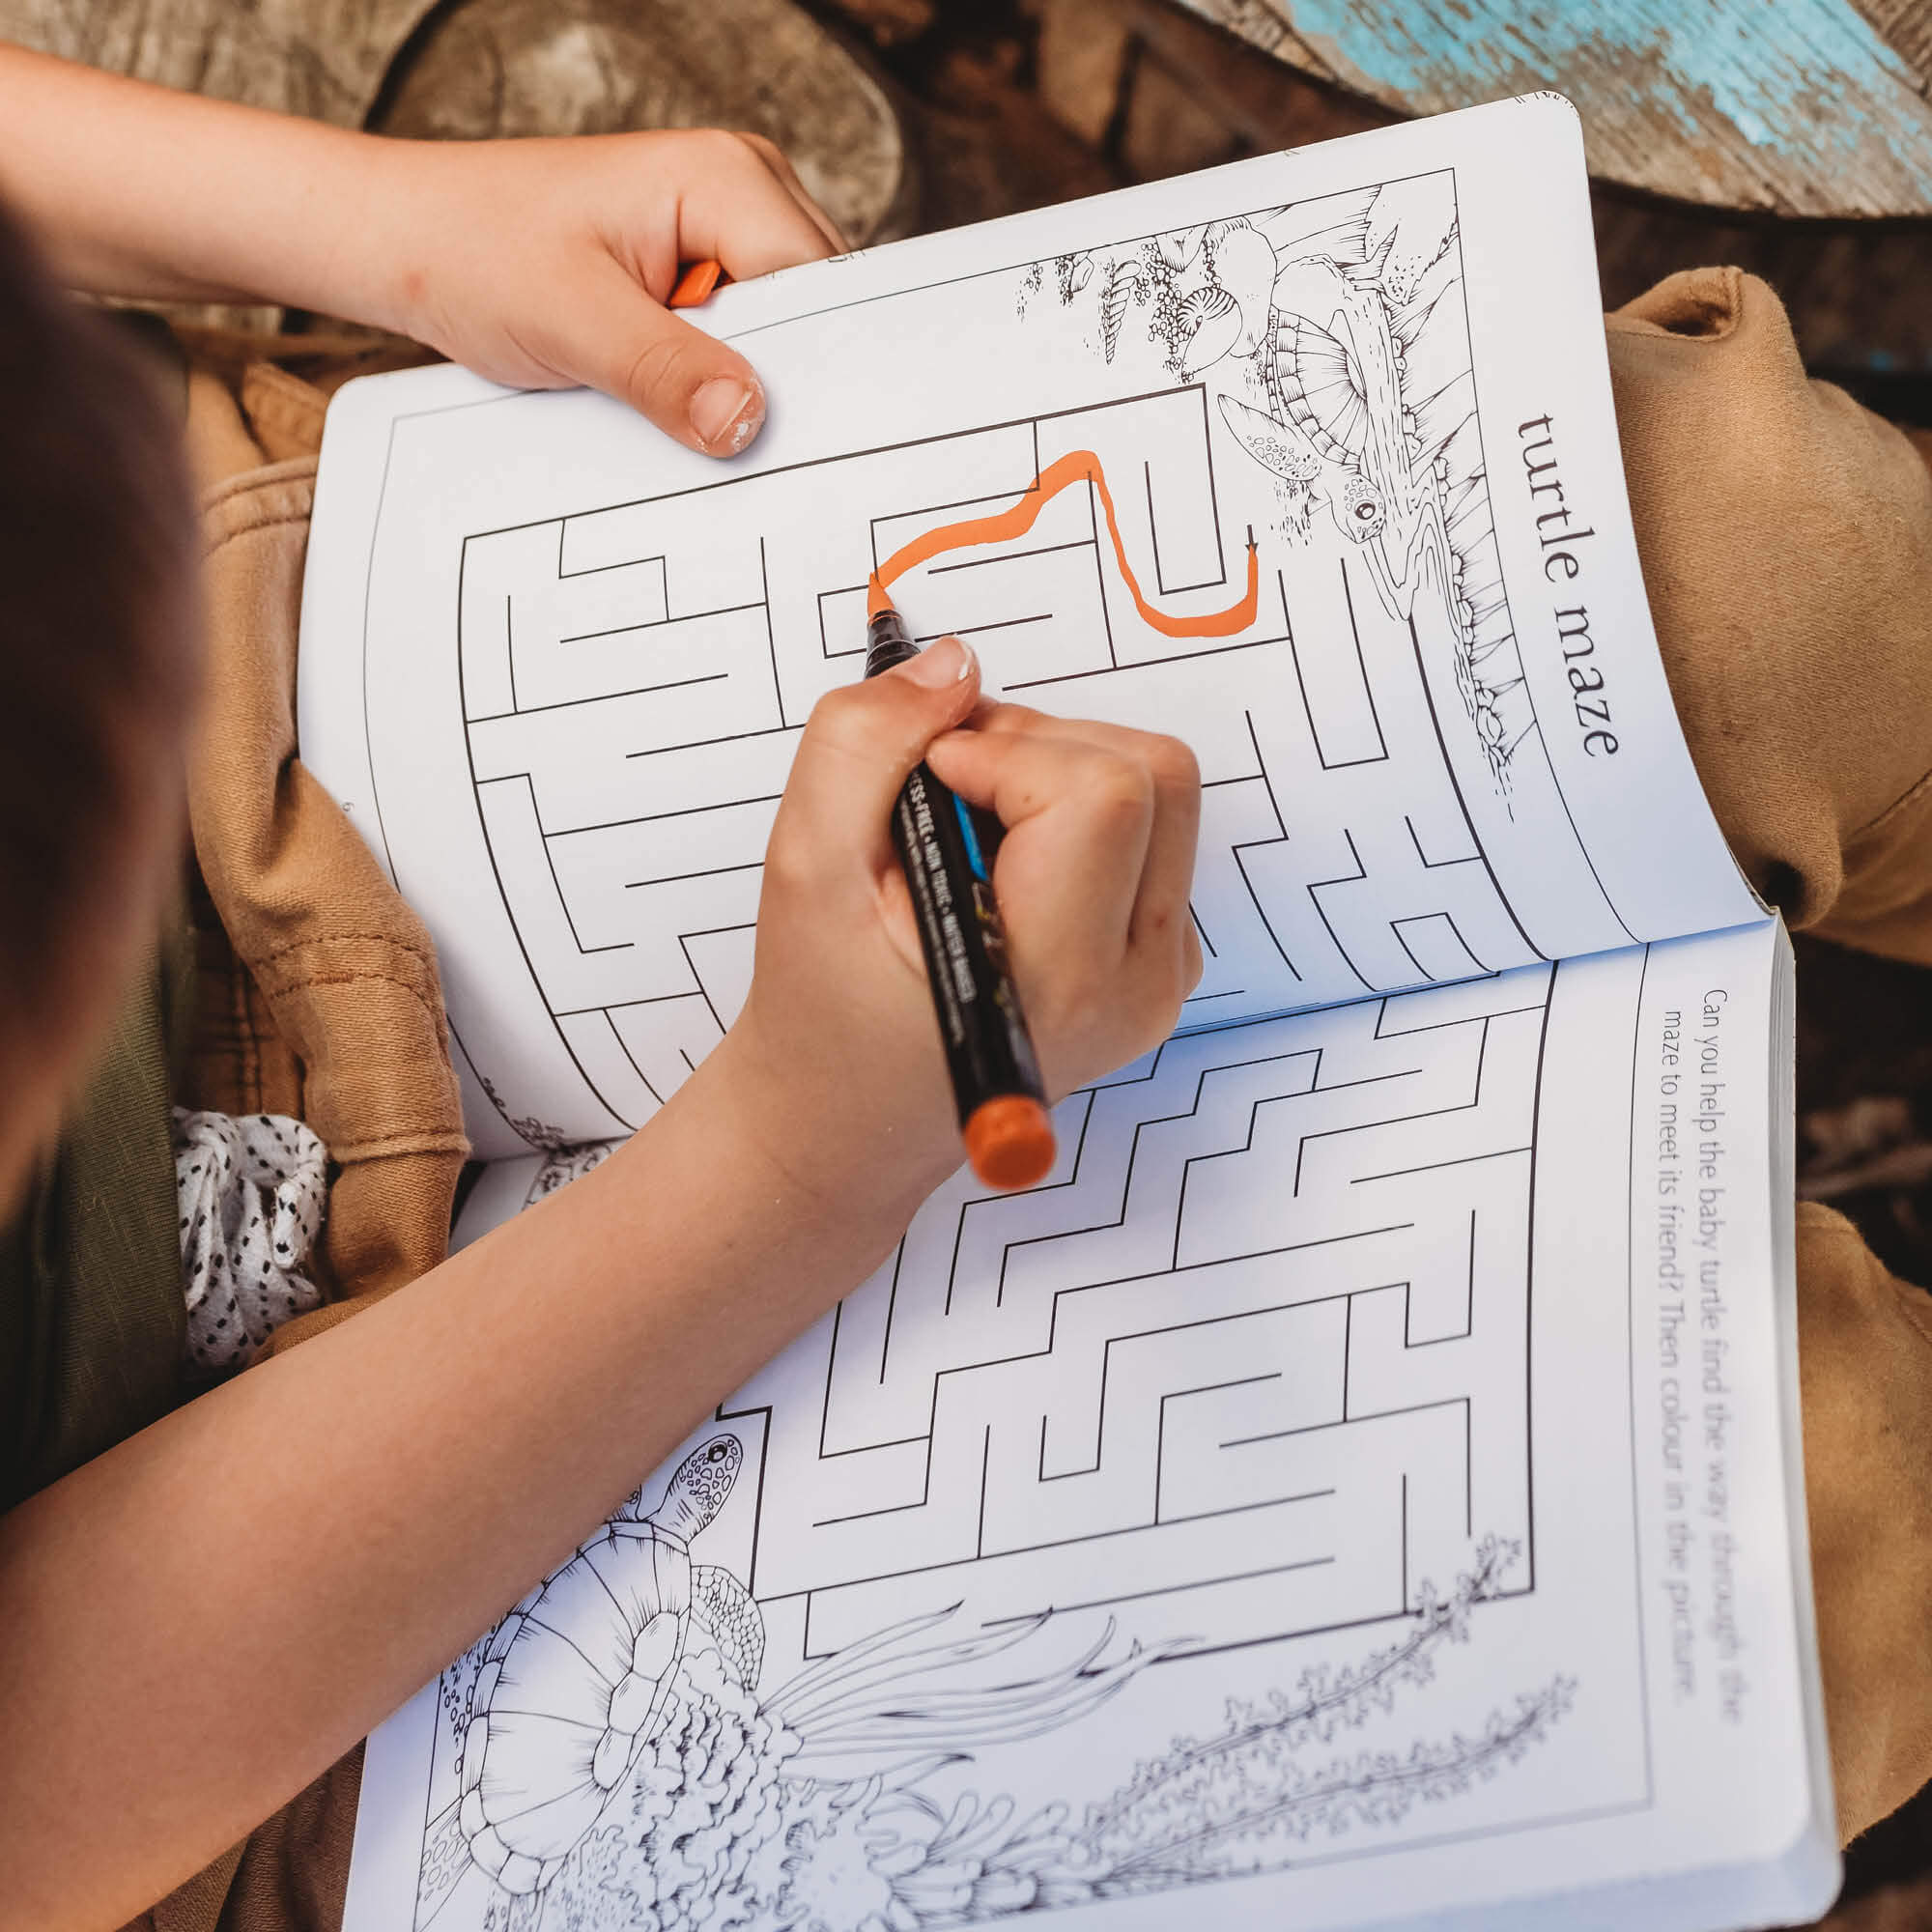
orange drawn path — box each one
[867,449,1259,639]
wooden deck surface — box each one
[1175,0,1932,217]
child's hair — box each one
[0,195,200,1100]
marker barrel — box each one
[867,609,1055,1190]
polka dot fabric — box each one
[172,1108,327,1377]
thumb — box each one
[776,637,982,867]
[572,260,768,456]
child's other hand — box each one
[375,130,844,456]
[712,639,1203,1225]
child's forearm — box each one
[0,45,400,317]
[0,1038,950,1931]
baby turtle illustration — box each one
[451,1434,758,1897]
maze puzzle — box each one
[726,966,1549,1661]
[456,384,1545,1140]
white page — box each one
[298,95,1759,1160]
[344,917,1831,1932]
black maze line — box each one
[1376,996,1548,1040]
[988,1551,1336,1626]
[469,668,730,725]
[1406,810,1483,871]
[758,536,783,729]
[1226,1393,1475,1543]
[1307,826,1376,991]
[676,922,755,1035]
[792,1284,1471,1620]
[900,986,1541,1360]
[1286,1016,1492,1198]
[1146,404,1236,599]
[1402,1208,1479,1348]
[1000,561,1292,689]
[1087,471,1118,668]
[1622,943,1660,1804]
[726,1219,1420,1533]
[785,1378,1488,1643]
[1151,1370,1283,1513]
[929,536,1095,576]
[1031,1283,1485,1493]
[1403,612,1545,962]
[464,379,1205,539]
[1392,909,1494,980]
[754,1266,1517,1656]
[452,539,633,1144]
[556,545,667,582]
[545,787,785,843]
[1233,704,1300,980]
[605,1011,663,1109]
[476,773,632,958]
[1520,973,1555,1592]
[739,998,1549,1608]
[1287,556,1389,773]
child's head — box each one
[0,197,201,1208]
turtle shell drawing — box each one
[452,1433,761,1895]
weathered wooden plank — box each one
[375,0,908,245]
[1174,0,1932,217]
[0,0,439,127]
[1853,0,1932,91]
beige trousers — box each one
[133,268,1932,1927]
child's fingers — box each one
[925,725,1159,964]
[931,708,1202,962]
[673,130,842,282]
[565,257,770,453]
[772,636,983,890]
[734,131,850,254]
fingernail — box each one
[691,376,763,454]
[901,635,975,688]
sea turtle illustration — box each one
[451,1433,760,1896]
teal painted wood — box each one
[1179,0,1932,216]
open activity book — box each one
[301,96,1837,1932]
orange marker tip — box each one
[965,1095,1057,1192]
[867,574,894,619]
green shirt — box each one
[0,927,193,1507]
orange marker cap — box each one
[964,1094,1056,1191]
[668,259,726,309]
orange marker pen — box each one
[866,582,1056,1192]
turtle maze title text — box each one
[1518,415,1617,757]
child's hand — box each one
[711,639,1203,1225]
[370,131,845,456]
[0,51,845,457]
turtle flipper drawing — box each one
[450,1433,753,1897]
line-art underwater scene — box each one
[414,1431,1568,1931]
[1018,172,1523,794]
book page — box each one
[344,918,1831,1932]
[298,96,1760,1159]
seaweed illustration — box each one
[475,1071,573,1156]
[521,1140,618,1208]
[1026,176,1528,795]
[1065,1536,1571,1892]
